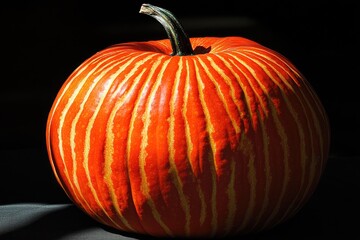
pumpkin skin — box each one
[46,5,330,238]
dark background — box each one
[1,0,359,238]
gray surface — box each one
[0,203,138,240]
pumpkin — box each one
[46,3,330,238]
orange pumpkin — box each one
[46,3,330,238]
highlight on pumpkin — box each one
[46,3,330,238]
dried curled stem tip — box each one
[139,3,154,15]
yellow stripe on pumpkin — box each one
[139,57,173,236]
[57,53,123,220]
[194,58,219,236]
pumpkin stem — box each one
[139,3,194,56]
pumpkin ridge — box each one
[197,56,241,135]
[237,133,257,233]
[139,57,175,236]
[125,56,172,236]
[81,55,148,230]
[216,53,255,133]
[248,52,305,228]
[182,58,208,232]
[205,54,244,133]
[181,58,208,234]
[55,52,133,224]
[193,58,219,236]
[247,51,311,227]
[167,57,193,236]
[217,52,284,228]
[239,52,292,229]
[247,48,329,217]
[103,63,157,232]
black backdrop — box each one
[1,0,359,237]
